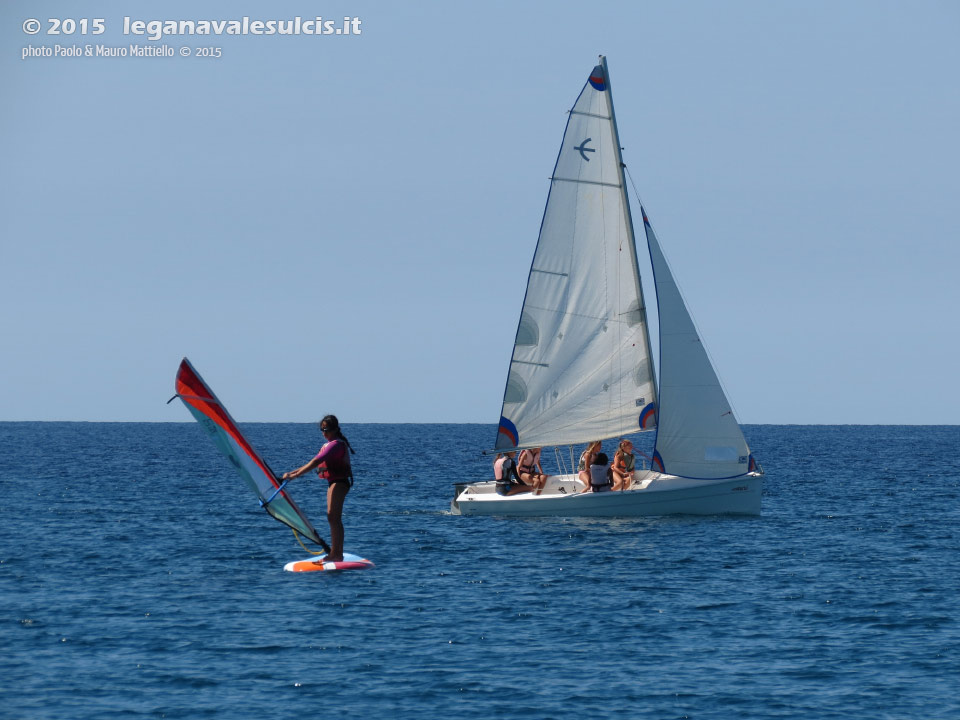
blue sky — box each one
[2,1,958,423]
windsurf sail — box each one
[171,357,329,550]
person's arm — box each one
[283,442,338,480]
[611,452,625,480]
[283,456,320,480]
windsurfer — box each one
[283,414,354,562]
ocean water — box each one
[2,422,958,719]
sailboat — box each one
[452,57,763,518]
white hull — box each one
[452,471,762,518]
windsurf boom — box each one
[171,357,329,551]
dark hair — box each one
[319,414,355,454]
[593,452,609,465]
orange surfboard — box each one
[284,552,375,572]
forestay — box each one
[496,62,657,451]
[642,213,751,479]
[173,358,327,547]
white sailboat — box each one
[452,57,762,518]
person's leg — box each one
[610,468,624,491]
[325,482,350,561]
[534,473,549,495]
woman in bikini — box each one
[516,446,548,495]
[282,415,354,562]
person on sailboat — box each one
[611,440,636,491]
[577,441,602,487]
[282,415,354,562]
[585,452,613,492]
[493,451,530,496]
[517,447,548,495]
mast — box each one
[600,55,660,422]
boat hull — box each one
[451,472,762,518]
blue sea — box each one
[2,423,958,719]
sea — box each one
[2,422,958,719]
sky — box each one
[2,1,958,424]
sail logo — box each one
[575,138,595,162]
[651,450,665,473]
[588,68,606,91]
[497,416,519,448]
[200,416,218,436]
[639,402,657,430]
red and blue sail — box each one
[173,358,327,549]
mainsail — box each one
[642,211,752,479]
[495,58,657,451]
[172,358,328,548]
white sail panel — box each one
[643,212,751,478]
[496,64,657,450]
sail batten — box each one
[569,111,612,120]
[551,177,622,188]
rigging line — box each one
[293,528,324,556]
[615,162,625,437]
[623,163,646,208]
